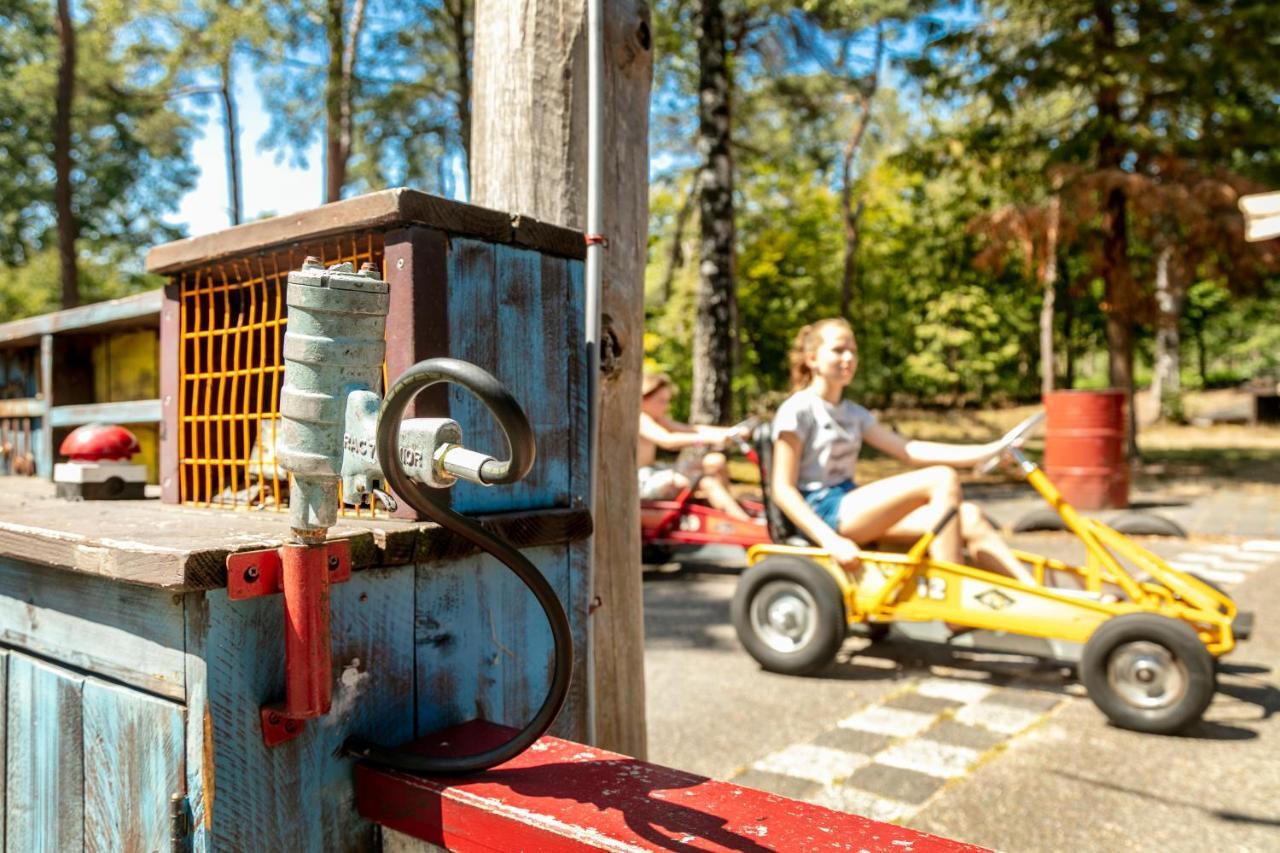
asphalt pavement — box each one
[642,490,1280,852]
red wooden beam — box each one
[355,721,986,852]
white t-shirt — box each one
[772,390,877,492]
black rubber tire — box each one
[1011,507,1068,533]
[731,555,845,675]
[1081,613,1216,734]
[641,544,675,566]
[1107,512,1187,538]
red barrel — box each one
[1043,390,1129,509]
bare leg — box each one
[697,452,750,520]
[835,466,964,562]
[958,503,1031,582]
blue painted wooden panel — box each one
[562,257,589,509]
[0,557,186,701]
[449,241,582,514]
[414,545,576,739]
[185,565,416,852]
[6,653,84,853]
[83,678,185,853]
[0,650,7,848]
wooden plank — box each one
[414,545,569,738]
[0,290,162,348]
[450,242,572,514]
[187,564,416,851]
[354,721,985,853]
[0,476,588,589]
[0,400,40,419]
[6,653,85,853]
[160,283,181,503]
[83,679,185,853]
[37,335,52,479]
[0,650,6,848]
[145,189,585,276]
[384,226,454,522]
[0,557,187,700]
[560,537,592,742]
[48,398,162,428]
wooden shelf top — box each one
[0,477,591,591]
[145,188,586,275]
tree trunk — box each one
[1095,0,1137,458]
[1039,192,1060,399]
[325,0,366,203]
[1063,278,1076,389]
[220,56,243,226]
[1151,243,1186,422]
[690,0,735,425]
[447,0,472,183]
[471,0,653,758]
[838,27,881,323]
[54,0,78,309]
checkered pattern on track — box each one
[732,678,1067,823]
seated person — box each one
[639,372,751,520]
[771,318,1032,582]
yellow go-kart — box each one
[732,413,1254,734]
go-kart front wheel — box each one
[1081,613,1216,734]
[732,555,845,675]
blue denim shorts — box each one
[802,479,856,530]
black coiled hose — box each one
[343,358,573,775]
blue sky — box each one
[173,71,321,238]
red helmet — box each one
[59,424,141,462]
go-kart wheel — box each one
[641,544,675,566]
[732,555,845,675]
[1081,613,1216,734]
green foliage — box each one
[0,248,159,321]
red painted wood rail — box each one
[355,721,986,852]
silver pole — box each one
[584,0,605,745]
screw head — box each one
[267,712,281,725]
[284,721,298,734]
[244,565,259,583]
[328,555,340,571]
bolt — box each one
[267,712,281,725]
[328,555,340,571]
[284,721,298,734]
[302,255,323,269]
[396,257,405,270]
[244,565,259,583]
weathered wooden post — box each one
[471,0,653,758]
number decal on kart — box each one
[916,576,947,601]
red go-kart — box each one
[640,432,772,566]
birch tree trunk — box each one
[472,0,653,758]
[690,0,735,425]
[219,56,243,226]
[838,27,881,323]
[1151,244,1186,422]
[324,0,367,203]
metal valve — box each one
[230,257,541,749]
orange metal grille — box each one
[177,232,387,515]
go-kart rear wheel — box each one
[732,555,845,675]
[1081,613,1216,734]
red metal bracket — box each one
[226,539,353,747]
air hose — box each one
[343,358,574,775]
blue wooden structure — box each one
[0,190,592,851]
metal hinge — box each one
[170,794,192,853]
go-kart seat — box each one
[752,422,814,547]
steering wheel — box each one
[977,410,1046,475]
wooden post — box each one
[471,0,653,758]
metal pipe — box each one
[584,0,605,747]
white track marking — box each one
[811,786,915,824]
[1166,563,1248,584]
[954,702,1044,735]
[875,740,982,779]
[1241,540,1280,553]
[752,744,873,785]
[916,678,994,704]
[837,705,938,738]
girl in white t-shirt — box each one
[771,318,1029,580]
